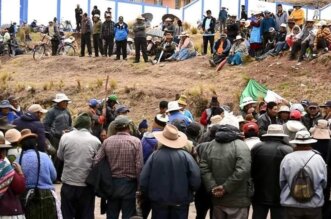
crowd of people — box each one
[0,91,331,219]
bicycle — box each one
[59,20,73,32]
[33,33,52,60]
[57,36,76,56]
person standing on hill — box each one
[218,7,228,33]
[80,13,92,57]
[75,4,83,32]
[102,13,115,57]
[260,11,276,49]
[114,16,129,60]
[133,16,148,63]
[275,4,288,31]
[92,14,103,57]
[202,10,216,55]
[91,5,101,17]
[44,20,60,56]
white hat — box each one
[52,93,71,103]
[237,115,245,123]
[146,36,152,41]
[290,103,305,114]
[127,38,134,43]
[262,124,288,137]
[240,96,257,108]
[94,14,100,18]
[28,104,48,113]
[166,101,182,113]
[234,35,243,41]
[290,130,317,144]
[280,23,287,28]
[278,105,290,113]
[240,19,246,22]
[319,20,327,26]
[156,114,169,123]
[165,18,173,22]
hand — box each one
[12,162,23,175]
[211,185,225,198]
[247,107,255,114]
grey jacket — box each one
[275,11,288,31]
[43,105,72,138]
[200,138,251,207]
[133,22,146,38]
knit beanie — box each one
[74,113,92,130]
[138,119,148,129]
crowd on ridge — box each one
[0,91,331,219]
[1,3,330,67]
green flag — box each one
[240,79,268,105]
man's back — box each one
[251,138,293,205]
[58,129,101,186]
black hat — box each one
[320,100,331,108]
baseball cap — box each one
[116,105,130,114]
[243,122,259,135]
[308,102,319,108]
[89,99,101,107]
[27,104,48,113]
[108,95,119,103]
[290,110,301,120]
[320,100,331,108]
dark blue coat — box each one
[13,112,47,152]
[140,147,201,205]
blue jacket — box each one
[141,131,159,163]
[140,147,201,205]
[219,9,228,21]
[168,111,191,127]
[13,112,47,152]
[0,111,18,124]
[114,22,128,42]
[260,17,276,35]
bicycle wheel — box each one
[33,45,45,60]
[58,44,75,56]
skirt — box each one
[22,189,57,219]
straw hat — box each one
[278,105,290,113]
[28,104,48,113]
[0,131,11,147]
[153,124,188,149]
[262,124,288,137]
[290,130,317,144]
[234,35,244,41]
[19,129,38,142]
[5,129,21,144]
[146,36,153,41]
[310,120,331,140]
[177,95,188,106]
[240,96,257,108]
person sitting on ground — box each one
[313,20,331,54]
[270,23,288,56]
[261,11,276,49]
[286,24,301,51]
[209,33,231,67]
[283,109,307,141]
[167,32,196,61]
[146,36,156,56]
[239,19,250,39]
[227,35,248,65]
[287,19,296,33]
[0,100,18,124]
[289,20,315,61]
[152,34,176,64]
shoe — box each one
[298,57,303,62]
[209,59,216,67]
[133,60,139,63]
[151,60,157,65]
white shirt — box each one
[204,18,211,31]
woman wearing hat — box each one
[227,35,248,65]
[280,130,327,219]
[209,33,231,67]
[0,132,26,219]
[166,32,196,61]
[17,129,58,219]
[4,128,22,163]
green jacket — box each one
[200,139,252,207]
[93,20,102,35]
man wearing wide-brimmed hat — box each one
[139,124,200,218]
[13,104,48,152]
[95,116,143,218]
[167,101,191,127]
[251,124,293,218]
[0,100,18,124]
[209,33,231,67]
[280,130,326,219]
[44,93,72,182]
[58,112,101,218]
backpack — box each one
[290,152,316,203]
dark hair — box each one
[244,129,258,138]
[267,101,277,110]
[115,124,130,132]
[177,19,182,26]
[171,119,187,133]
[159,101,168,109]
[20,137,38,151]
[206,10,211,14]
[186,122,202,139]
[277,4,282,7]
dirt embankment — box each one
[0,51,330,122]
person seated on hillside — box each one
[146,36,156,56]
[209,33,231,67]
[287,19,296,33]
[166,32,196,61]
[289,19,315,61]
[256,24,287,60]
[151,34,176,64]
[289,5,305,28]
[8,35,25,56]
[313,21,331,54]
[227,35,248,65]
[127,38,135,55]
[286,25,301,51]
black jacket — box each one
[92,9,101,17]
[13,113,47,152]
[251,137,293,205]
[202,16,216,34]
[102,20,115,39]
[302,112,323,130]
[257,113,279,137]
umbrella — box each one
[162,14,180,22]
[146,28,164,38]
[142,13,153,22]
